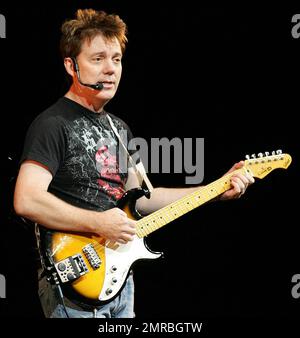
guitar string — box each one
[90,160,268,249]
[134,175,230,237]
[89,172,234,251]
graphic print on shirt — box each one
[95,141,125,200]
[65,115,126,208]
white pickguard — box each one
[99,236,161,301]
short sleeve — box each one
[20,115,66,176]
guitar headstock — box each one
[244,150,292,179]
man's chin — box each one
[96,90,116,100]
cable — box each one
[56,284,70,318]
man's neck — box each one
[65,85,105,113]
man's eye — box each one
[114,58,121,63]
[92,56,103,62]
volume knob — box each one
[110,265,117,272]
[57,262,66,271]
[106,288,113,295]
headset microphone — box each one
[86,82,104,90]
[71,57,104,90]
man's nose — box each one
[102,59,116,74]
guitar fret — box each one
[177,203,186,215]
[185,200,194,211]
[205,186,215,198]
[181,202,191,214]
[140,219,152,236]
[136,230,143,238]
[139,214,161,236]
[134,155,292,239]
[198,189,209,203]
[144,219,156,234]
[155,217,164,230]
[137,224,147,237]
[195,193,204,205]
[149,218,160,232]
[169,205,181,218]
[158,213,169,224]
[155,213,166,227]
[176,202,186,214]
[136,173,238,238]
[162,210,172,223]
[177,200,189,214]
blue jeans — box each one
[39,272,135,318]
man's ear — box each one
[64,57,75,77]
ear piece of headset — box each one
[68,56,103,90]
[70,57,78,72]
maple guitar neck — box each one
[135,151,292,238]
[135,169,242,238]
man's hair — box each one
[60,9,128,59]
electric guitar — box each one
[38,150,292,305]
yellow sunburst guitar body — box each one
[38,151,292,305]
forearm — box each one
[136,186,203,215]
[14,189,98,233]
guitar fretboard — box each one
[136,169,245,238]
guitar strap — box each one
[106,113,153,197]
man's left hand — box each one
[219,161,255,201]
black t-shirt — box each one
[20,97,137,212]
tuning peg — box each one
[245,155,250,160]
[257,152,263,158]
[276,149,282,155]
[251,154,256,159]
[271,151,276,155]
[264,152,269,156]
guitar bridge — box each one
[82,243,102,270]
[54,254,88,283]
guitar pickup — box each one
[54,254,89,283]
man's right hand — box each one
[95,208,136,244]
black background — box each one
[0,0,299,329]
